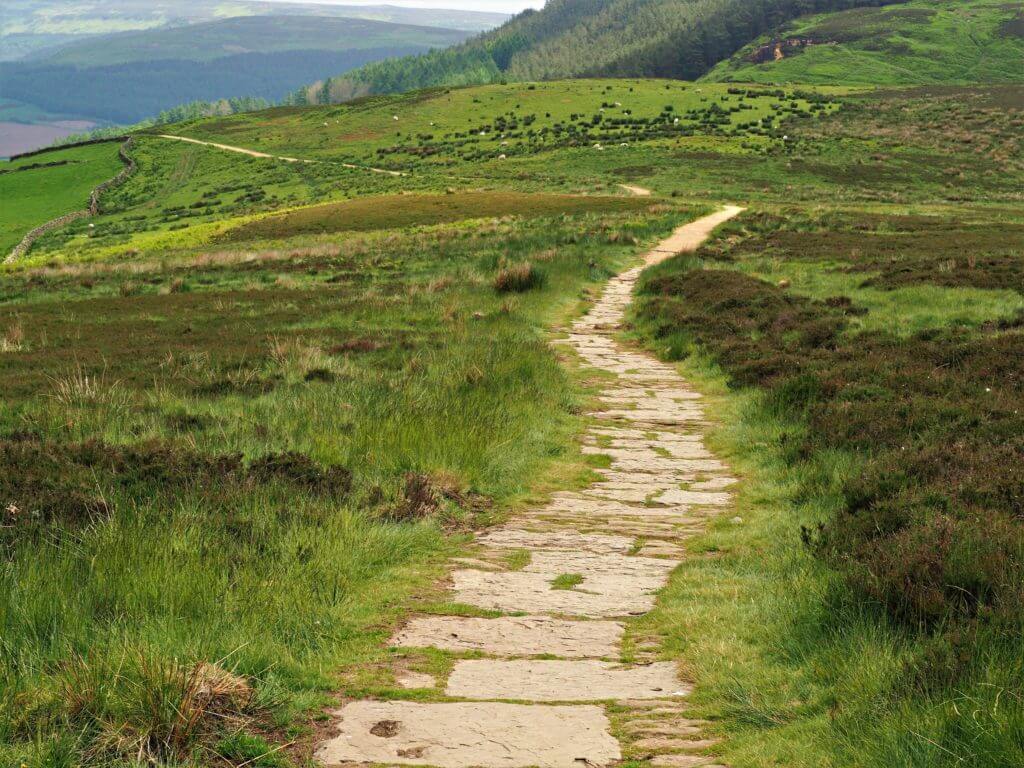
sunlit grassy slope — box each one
[704,0,1024,85]
[0,141,123,255]
[168,79,847,168]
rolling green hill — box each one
[31,15,471,67]
[289,0,908,105]
[2,0,507,60]
[703,0,1024,85]
[0,16,474,125]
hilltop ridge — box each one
[289,0,902,104]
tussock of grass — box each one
[551,573,584,590]
[493,261,544,293]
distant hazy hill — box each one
[703,0,1024,85]
[28,16,470,67]
[1,0,506,61]
[290,0,912,104]
[0,16,474,124]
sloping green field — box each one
[0,141,124,256]
[167,79,846,169]
[704,0,1024,85]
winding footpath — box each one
[156,134,406,176]
[317,206,744,768]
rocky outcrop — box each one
[749,37,818,64]
[5,137,135,264]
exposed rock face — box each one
[748,37,819,64]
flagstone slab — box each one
[477,529,635,554]
[314,208,744,768]
[446,659,690,702]
[316,700,620,768]
[392,615,624,657]
[451,568,662,617]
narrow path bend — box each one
[619,183,653,196]
[317,206,745,768]
[155,134,406,176]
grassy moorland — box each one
[1,77,1022,767]
[704,0,1024,86]
[17,82,1016,267]
[0,189,694,766]
[632,177,1024,765]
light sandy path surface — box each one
[156,134,405,176]
[619,183,653,196]
[317,205,744,768]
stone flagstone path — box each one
[317,206,745,768]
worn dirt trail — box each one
[317,206,744,768]
[619,183,653,196]
[156,134,405,176]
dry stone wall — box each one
[4,137,135,264]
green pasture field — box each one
[164,79,847,170]
[0,141,124,255]
[14,82,1023,268]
